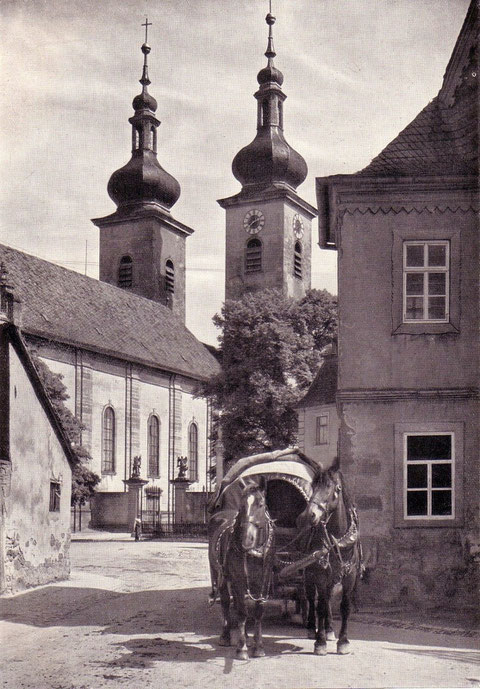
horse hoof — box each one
[252,647,265,658]
[314,643,327,656]
[218,636,231,647]
[236,649,249,661]
[326,631,336,641]
[307,629,316,640]
[337,641,351,655]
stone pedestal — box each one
[171,478,192,526]
[122,477,148,533]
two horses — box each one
[208,464,362,659]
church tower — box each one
[218,10,317,301]
[92,23,193,321]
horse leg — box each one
[314,581,331,656]
[337,577,353,655]
[232,583,249,660]
[304,571,316,640]
[326,600,336,641]
[251,600,266,657]
[218,580,232,647]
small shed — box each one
[0,285,76,594]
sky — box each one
[0,0,470,344]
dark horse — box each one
[298,463,362,656]
[208,480,275,659]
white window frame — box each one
[403,432,455,521]
[315,413,329,446]
[403,240,449,323]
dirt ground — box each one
[0,536,479,689]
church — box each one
[0,32,220,532]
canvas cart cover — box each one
[210,448,319,527]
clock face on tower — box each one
[243,209,265,234]
[293,213,304,239]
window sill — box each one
[101,471,116,476]
[393,322,459,335]
[394,516,462,528]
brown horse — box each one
[298,464,362,656]
[208,480,275,659]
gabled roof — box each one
[0,244,219,382]
[2,322,77,469]
[357,0,478,178]
[296,354,337,408]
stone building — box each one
[0,282,76,594]
[296,343,339,469]
[316,0,479,608]
[218,12,317,301]
[0,37,220,531]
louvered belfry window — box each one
[245,238,262,273]
[118,255,133,288]
[294,241,302,279]
[165,260,175,293]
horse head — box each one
[237,479,270,552]
[302,464,343,528]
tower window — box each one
[102,406,116,474]
[245,238,262,273]
[118,255,133,288]
[151,126,157,153]
[132,127,140,151]
[278,99,283,129]
[294,241,302,279]
[262,100,269,127]
[165,260,175,294]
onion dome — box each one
[232,12,307,192]
[107,33,180,211]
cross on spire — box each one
[142,17,152,44]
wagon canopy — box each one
[211,448,320,528]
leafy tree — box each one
[201,289,337,466]
[28,350,101,505]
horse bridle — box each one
[309,480,342,526]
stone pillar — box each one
[123,477,148,533]
[171,478,192,526]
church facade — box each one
[0,36,220,532]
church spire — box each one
[107,19,181,211]
[231,6,307,192]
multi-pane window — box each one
[49,481,61,512]
[188,423,198,481]
[245,238,262,273]
[165,260,175,294]
[404,433,454,519]
[294,241,302,279]
[315,413,329,445]
[118,255,133,288]
[148,415,160,478]
[403,241,449,322]
[102,406,115,474]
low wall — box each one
[90,492,129,529]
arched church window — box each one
[165,260,175,294]
[245,238,262,273]
[188,422,198,481]
[278,100,283,129]
[118,255,133,288]
[147,415,160,478]
[294,241,302,279]
[151,126,157,153]
[102,406,115,474]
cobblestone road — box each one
[1,537,479,689]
